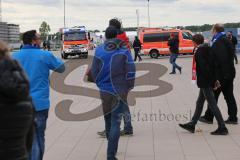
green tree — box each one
[39,21,51,40]
[94,30,100,33]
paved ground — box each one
[44,51,240,160]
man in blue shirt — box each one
[91,26,135,160]
[13,30,65,160]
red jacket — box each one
[117,32,131,50]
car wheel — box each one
[150,50,160,59]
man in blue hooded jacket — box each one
[91,26,135,160]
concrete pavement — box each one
[44,51,240,160]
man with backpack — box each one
[97,18,134,138]
[91,26,135,160]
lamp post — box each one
[136,9,139,30]
[147,0,150,28]
[64,0,66,28]
[0,0,2,22]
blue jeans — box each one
[123,102,133,133]
[30,109,49,160]
[170,53,181,72]
[100,92,125,160]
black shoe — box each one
[211,127,229,135]
[199,116,213,124]
[120,130,133,136]
[225,118,238,125]
[169,72,176,75]
[97,130,106,138]
[179,67,182,74]
[179,122,195,133]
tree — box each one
[94,30,100,33]
[39,21,51,40]
[185,22,240,32]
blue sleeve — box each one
[44,52,65,73]
[125,50,136,90]
[91,51,103,82]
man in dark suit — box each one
[200,24,238,125]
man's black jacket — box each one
[133,39,142,50]
[211,35,236,82]
[168,37,179,54]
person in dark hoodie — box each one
[200,24,238,125]
[0,40,34,160]
[168,33,182,74]
[91,26,135,160]
[97,18,134,138]
[133,36,142,62]
[179,34,228,135]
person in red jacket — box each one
[97,18,134,138]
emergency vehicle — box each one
[138,28,194,59]
[61,26,90,59]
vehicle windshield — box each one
[182,32,193,40]
[64,32,86,41]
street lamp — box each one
[0,0,2,22]
[64,0,66,28]
[147,0,150,28]
[136,9,139,29]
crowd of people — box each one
[0,20,239,160]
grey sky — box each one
[2,0,240,33]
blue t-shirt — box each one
[12,45,64,111]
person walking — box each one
[97,18,134,137]
[0,40,35,159]
[12,30,65,160]
[43,41,47,50]
[179,34,228,135]
[200,24,238,125]
[91,26,135,160]
[133,36,142,62]
[47,40,51,51]
[168,33,182,74]
[227,31,238,64]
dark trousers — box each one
[233,49,238,64]
[134,48,142,61]
[192,88,225,128]
[204,79,238,121]
[100,92,128,160]
[170,53,181,72]
[122,102,133,133]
